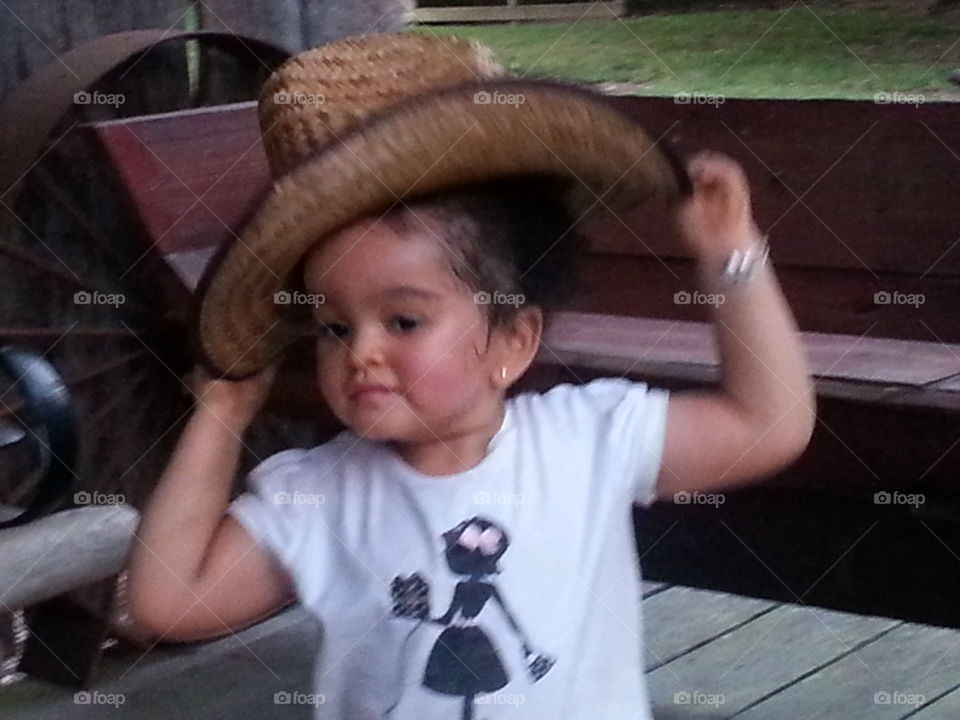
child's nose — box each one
[346,325,385,369]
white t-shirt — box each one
[228,377,670,720]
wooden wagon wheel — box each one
[0,31,321,517]
[0,30,338,684]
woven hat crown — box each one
[258,33,506,176]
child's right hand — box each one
[184,363,278,429]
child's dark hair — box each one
[384,174,584,333]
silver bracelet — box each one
[712,235,771,289]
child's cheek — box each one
[401,338,482,404]
[315,350,346,405]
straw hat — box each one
[195,31,690,379]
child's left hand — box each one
[672,150,764,262]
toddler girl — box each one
[127,32,815,720]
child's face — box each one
[302,211,505,442]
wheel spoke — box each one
[0,350,148,426]
[31,166,155,314]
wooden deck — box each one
[1,582,958,718]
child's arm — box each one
[125,364,295,642]
[655,151,817,501]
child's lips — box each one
[350,386,395,403]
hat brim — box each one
[195,78,692,379]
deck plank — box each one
[908,685,960,718]
[646,600,899,717]
[0,605,319,719]
[736,622,960,719]
[642,586,776,670]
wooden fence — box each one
[411,1,626,23]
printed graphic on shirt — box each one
[388,516,555,719]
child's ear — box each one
[493,306,543,387]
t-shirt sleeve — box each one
[226,448,311,575]
[578,377,671,507]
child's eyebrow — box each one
[377,285,442,301]
[314,285,442,309]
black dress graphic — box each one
[389,517,555,720]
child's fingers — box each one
[688,151,743,182]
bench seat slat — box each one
[539,312,960,408]
[0,505,139,609]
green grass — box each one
[408,7,960,99]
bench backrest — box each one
[84,96,960,493]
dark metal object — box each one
[0,346,77,529]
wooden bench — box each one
[0,346,139,687]
[85,94,960,480]
[81,93,960,625]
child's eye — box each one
[390,315,420,332]
[316,322,348,340]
